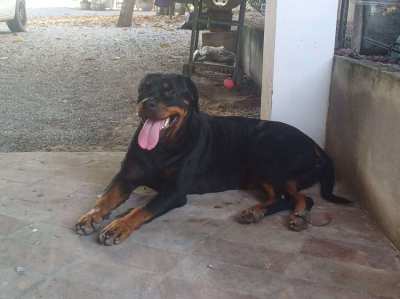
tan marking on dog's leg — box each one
[236,183,276,224]
[286,180,309,231]
[98,208,153,245]
[75,183,129,235]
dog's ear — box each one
[183,76,199,112]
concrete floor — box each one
[0,152,399,299]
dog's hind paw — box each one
[235,205,266,224]
[288,211,309,232]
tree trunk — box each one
[117,0,136,27]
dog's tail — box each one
[318,149,352,204]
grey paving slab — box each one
[0,197,55,223]
[214,217,309,253]
[0,267,45,299]
[0,224,82,275]
[0,152,398,299]
[284,255,400,299]
[193,237,296,273]
[167,254,296,298]
[0,214,30,238]
[19,277,132,299]
[52,259,161,292]
[300,236,400,271]
[145,277,262,299]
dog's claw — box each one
[288,211,309,232]
[75,209,103,236]
[98,219,131,246]
[98,231,114,246]
[75,221,101,236]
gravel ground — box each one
[0,11,259,152]
[28,7,121,18]
[0,15,191,152]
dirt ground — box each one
[0,12,260,152]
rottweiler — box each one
[75,73,350,246]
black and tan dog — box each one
[75,73,350,245]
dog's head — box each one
[136,73,199,150]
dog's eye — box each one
[163,90,174,98]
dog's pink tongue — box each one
[138,119,164,150]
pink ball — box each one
[224,78,235,90]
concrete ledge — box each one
[327,55,400,249]
[240,14,264,88]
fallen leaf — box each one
[15,266,25,274]
[13,37,24,43]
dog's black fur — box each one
[76,73,350,245]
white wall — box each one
[27,0,80,9]
[261,0,339,146]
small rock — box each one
[160,43,170,48]
[32,228,39,233]
[13,37,24,43]
[207,264,214,270]
[15,266,25,274]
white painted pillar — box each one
[261,0,339,146]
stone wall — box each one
[240,14,264,88]
[327,56,400,248]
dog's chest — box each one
[160,167,178,179]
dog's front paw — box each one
[75,208,104,236]
[98,218,133,246]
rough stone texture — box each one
[0,16,189,152]
[0,15,260,152]
[327,56,400,249]
[240,22,264,88]
[0,152,399,299]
